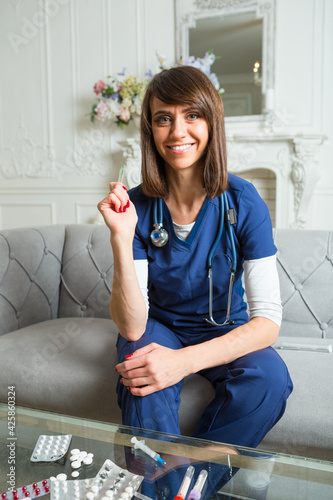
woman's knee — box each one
[116,318,183,362]
[239,347,293,402]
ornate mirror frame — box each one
[175,0,276,122]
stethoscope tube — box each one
[203,193,237,327]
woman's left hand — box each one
[115,343,190,396]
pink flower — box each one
[119,106,131,123]
[93,80,107,95]
[95,101,111,120]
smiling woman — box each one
[97,63,293,499]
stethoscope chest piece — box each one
[150,224,169,247]
[151,198,169,247]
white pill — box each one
[71,460,81,469]
[125,487,134,494]
[105,492,114,498]
[71,448,80,455]
[79,451,87,459]
[56,473,67,481]
[91,484,99,493]
[86,493,95,500]
[83,455,93,465]
[87,452,94,459]
[49,476,57,482]
[70,454,79,461]
[71,470,80,478]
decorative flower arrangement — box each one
[89,71,146,128]
[89,51,224,128]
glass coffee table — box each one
[0,404,332,500]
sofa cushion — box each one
[260,336,333,461]
[0,318,121,423]
[0,226,65,336]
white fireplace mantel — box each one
[118,133,327,229]
[226,133,327,228]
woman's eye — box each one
[188,113,200,120]
[155,116,171,124]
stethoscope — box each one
[150,194,237,326]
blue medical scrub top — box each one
[129,174,277,337]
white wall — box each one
[0,0,175,229]
[0,0,332,230]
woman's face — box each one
[150,97,209,174]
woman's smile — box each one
[167,143,194,153]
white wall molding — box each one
[0,202,55,229]
[40,5,54,151]
[0,120,56,178]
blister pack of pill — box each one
[30,434,72,462]
[50,478,92,500]
[85,459,144,500]
[1,479,50,499]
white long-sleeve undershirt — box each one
[133,222,282,327]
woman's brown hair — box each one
[140,65,228,199]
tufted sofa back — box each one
[0,224,332,339]
[0,225,113,336]
[0,226,65,335]
[274,229,333,339]
[58,224,113,319]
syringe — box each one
[188,469,208,500]
[131,437,166,465]
[173,465,195,500]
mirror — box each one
[189,13,263,117]
[175,0,276,121]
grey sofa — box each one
[0,225,332,462]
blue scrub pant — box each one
[116,318,293,498]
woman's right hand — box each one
[97,182,138,240]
